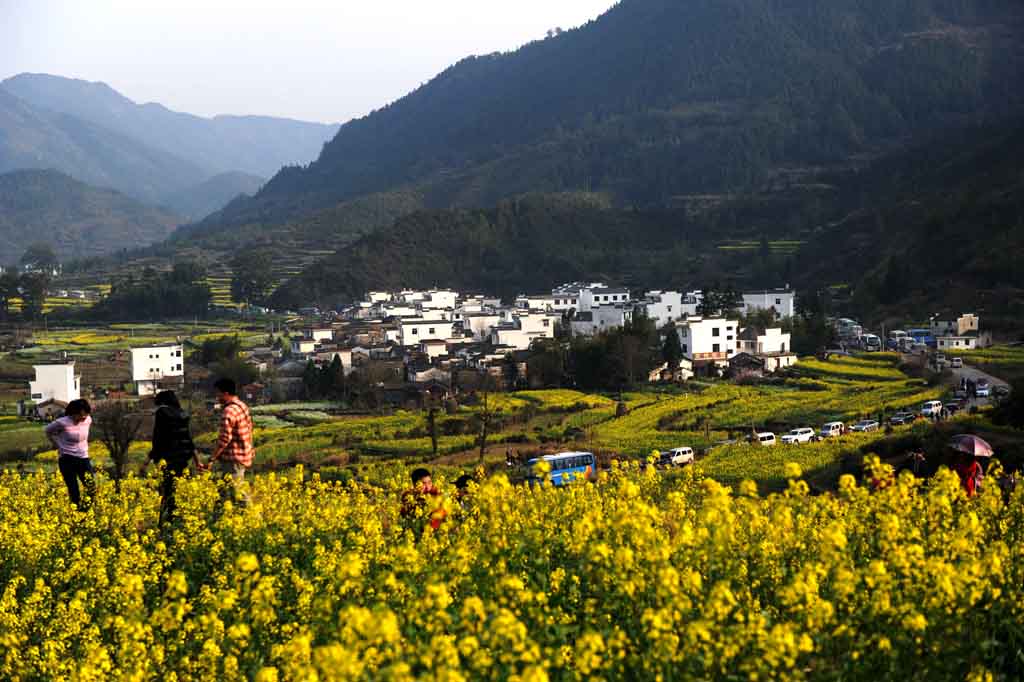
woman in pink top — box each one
[44,399,95,510]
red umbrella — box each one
[949,434,994,458]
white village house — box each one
[398,319,455,346]
[130,344,184,396]
[675,316,739,368]
[570,305,634,337]
[737,327,799,371]
[742,288,795,318]
[29,363,81,404]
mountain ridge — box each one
[195,0,1024,236]
[1,73,340,178]
[0,169,184,264]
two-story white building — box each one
[641,291,683,327]
[742,289,796,318]
[398,319,455,346]
[303,327,335,343]
[29,363,81,404]
[461,313,505,342]
[570,305,634,337]
[737,327,798,371]
[931,313,980,338]
[130,344,185,396]
[675,317,739,367]
[490,311,558,350]
[578,286,631,312]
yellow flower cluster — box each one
[0,460,1021,681]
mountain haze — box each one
[1,74,340,178]
[0,88,206,207]
[160,171,266,220]
[0,169,183,264]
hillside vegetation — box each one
[201,0,1024,234]
[0,169,182,264]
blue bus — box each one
[908,328,936,348]
[526,452,597,486]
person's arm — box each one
[44,419,63,450]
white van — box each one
[664,447,695,466]
[819,422,845,438]
[921,400,943,417]
[950,357,963,369]
[756,432,777,447]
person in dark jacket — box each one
[142,391,198,524]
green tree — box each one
[18,272,49,320]
[231,250,275,308]
[20,243,58,272]
[302,360,321,400]
[322,355,347,401]
[661,323,683,369]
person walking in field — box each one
[45,399,95,511]
[204,378,254,504]
[142,391,198,524]
[401,467,447,532]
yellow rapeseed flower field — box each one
[1,459,1021,681]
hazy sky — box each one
[1,0,617,123]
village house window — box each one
[429,328,436,335]
[667,305,673,312]
[176,365,182,371]
[681,344,688,353]
[776,298,782,305]
[712,343,721,353]
[543,319,550,327]
[412,328,418,335]
[712,328,720,337]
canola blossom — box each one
[1,461,1022,681]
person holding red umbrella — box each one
[950,435,993,497]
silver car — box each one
[850,420,880,432]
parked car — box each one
[819,422,845,439]
[850,420,880,432]
[943,403,962,416]
[954,388,968,400]
[950,357,963,369]
[889,412,918,426]
[976,380,991,397]
[921,400,943,417]
[660,447,695,467]
[781,427,816,444]
[756,432,777,447]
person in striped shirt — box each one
[205,378,254,502]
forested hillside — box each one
[0,170,183,263]
[794,122,1024,326]
[200,0,1024,236]
[270,193,724,307]
[271,119,1024,323]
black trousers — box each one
[58,456,95,510]
[159,464,189,525]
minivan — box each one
[819,422,845,438]
[756,432,776,447]
[921,400,943,417]
[950,357,963,369]
[662,447,695,466]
